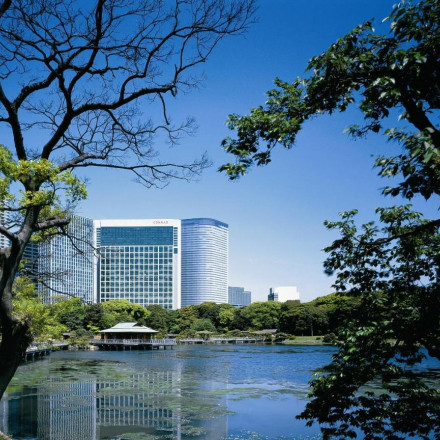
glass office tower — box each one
[181,218,228,306]
[228,286,251,308]
[38,216,94,303]
[94,219,181,309]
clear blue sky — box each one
[76,0,437,303]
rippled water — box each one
[0,344,357,439]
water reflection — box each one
[1,346,339,440]
[1,363,229,439]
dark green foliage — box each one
[274,332,289,343]
[145,304,173,333]
[59,311,84,331]
[177,305,199,331]
[298,207,440,439]
[279,294,359,336]
[69,329,94,348]
[221,0,440,438]
[190,318,216,332]
[100,300,151,327]
[236,301,282,330]
[46,297,347,338]
[50,297,86,332]
[83,303,113,331]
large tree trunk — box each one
[0,229,34,401]
[0,314,32,400]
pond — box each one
[3,344,439,440]
[1,344,334,440]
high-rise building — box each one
[228,286,251,308]
[268,286,300,303]
[38,215,94,303]
[94,219,181,309]
[0,209,10,248]
[181,218,228,306]
[21,240,39,279]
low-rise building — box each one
[99,322,157,340]
[268,286,300,303]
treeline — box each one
[11,277,360,343]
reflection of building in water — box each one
[1,362,231,440]
[0,394,7,434]
[192,373,228,439]
[2,387,39,438]
[0,380,96,440]
[97,371,181,438]
[37,379,97,440]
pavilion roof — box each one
[99,322,158,334]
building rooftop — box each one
[100,322,158,334]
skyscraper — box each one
[94,219,181,309]
[228,286,251,308]
[38,215,94,303]
[0,209,10,249]
[181,218,228,306]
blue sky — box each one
[75,0,438,303]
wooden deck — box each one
[178,337,260,344]
[178,338,206,344]
[23,343,68,362]
[209,337,258,344]
[91,338,176,350]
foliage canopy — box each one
[221,0,440,438]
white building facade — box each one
[181,218,228,306]
[268,286,300,303]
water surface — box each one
[0,344,365,439]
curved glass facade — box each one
[181,218,228,306]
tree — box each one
[190,317,216,332]
[12,277,66,341]
[145,304,172,333]
[100,299,150,326]
[197,302,221,326]
[238,301,281,330]
[50,297,85,331]
[176,305,199,331]
[221,0,440,438]
[84,303,113,331]
[217,304,236,330]
[0,0,255,400]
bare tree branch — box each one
[0,0,256,400]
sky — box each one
[6,0,438,303]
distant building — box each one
[0,209,10,248]
[94,219,181,309]
[22,240,39,279]
[228,286,251,308]
[268,286,300,303]
[181,218,228,306]
[38,215,94,303]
